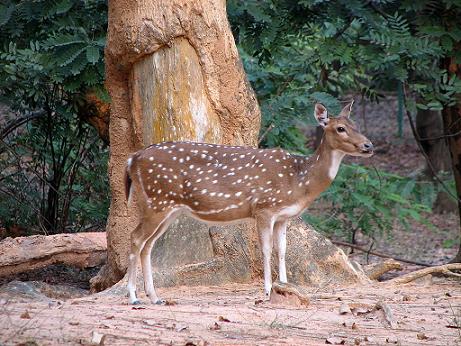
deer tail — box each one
[125,156,134,206]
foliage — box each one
[0,0,109,235]
[228,0,461,240]
[303,164,436,241]
[228,0,461,149]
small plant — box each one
[303,163,437,243]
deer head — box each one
[314,101,374,157]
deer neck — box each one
[296,137,345,204]
[314,138,345,181]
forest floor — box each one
[1,96,461,345]
[1,280,461,345]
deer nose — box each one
[362,142,374,151]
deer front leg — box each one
[274,219,288,283]
[256,215,275,297]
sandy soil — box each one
[1,280,460,346]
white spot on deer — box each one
[148,169,153,173]
[210,192,216,196]
[179,158,184,163]
[235,192,242,197]
[262,168,267,172]
[189,165,194,169]
[201,189,207,194]
[224,194,231,198]
[149,156,154,161]
[193,201,199,206]
[288,190,292,195]
[212,180,218,184]
[278,173,283,177]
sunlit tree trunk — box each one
[90,0,261,290]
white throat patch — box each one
[328,150,345,180]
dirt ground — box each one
[1,280,460,346]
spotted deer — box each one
[124,101,373,304]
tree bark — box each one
[90,0,261,291]
[441,56,461,263]
[416,108,451,175]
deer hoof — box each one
[131,299,142,305]
[154,299,165,305]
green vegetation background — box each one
[0,0,459,242]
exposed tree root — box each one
[388,263,461,284]
[363,259,402,280]
[332,240,431,267]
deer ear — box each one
[338,100,354,118]
[314,103,329,127]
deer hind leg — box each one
[274,219,288,283]
[256,214,275,297]
[126,210,171,305]
[140,210,180,304]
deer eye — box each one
[337,126,346,133]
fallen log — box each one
[0,232,107,278]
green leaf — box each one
[86,46,100,64]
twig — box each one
[0,110,46,140]
[332,240,431,267]
[258,123,275,145]
[376,300,397,329]
[388,263,461,284]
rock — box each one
[102,217,369,296]
[0,232,106,278]
[0,280,88,301]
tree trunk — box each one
[90,0,261,291]
[441,57,461,263]
[416,107,456,213]
[416,108,451,175]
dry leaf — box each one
[143,319,157,326]
[20,311,31,319]
[417,333,428,340]
[339,303,351,315]
[90,331,104,345]
[69,321,79,326]
[175,324,188,332]
[386,336,398,344]
[165,299,176,306]
[218,316,230,322]
[326,336,345,344]
[352,307,373,315]
[209,322,221,330]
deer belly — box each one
[188,205,253,224]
